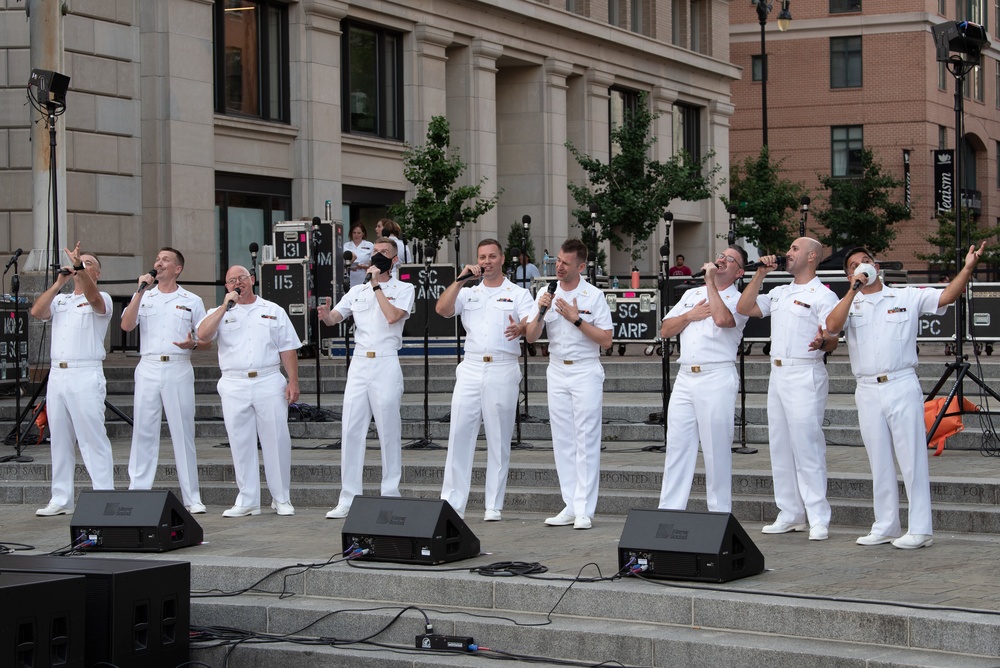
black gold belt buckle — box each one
[877,375,888,383]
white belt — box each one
[679,362,734,374]
[221,365,280,379]
[466,352,518,363]
[141,354,191,362]
[353,349,398,359]
[771,358,821,367]
[52,360,102,369]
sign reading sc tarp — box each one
[606,289,659,343]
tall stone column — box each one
[295,1,348,218]
[409,24,452,142]
[26,0,66,272]
[541,58,573,251]
[707,99,734,252]
[652,85,678,261]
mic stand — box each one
[925,57,1000,437]
[454,226,463,365]
[512,224,533,447]
[732,273,757,455]
[0,257,32,462]
[643,233,672,453]
[310,230,322,409]
[403,256,442,450]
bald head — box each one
[785,237,824,280]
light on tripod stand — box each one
[28,69,70,109]
[932,20,990,65]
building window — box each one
[672,0,683,46]
[960,0,986,24]
[940,125,949,149]
[609,88,641,156]
[831,125,863,177]
[342,22,403,140]
[940,0,947,13]
[961,135,977,190]
[609,0,625,27]
[939,61,948,90]
[830,36,862,88]
[751,55,764,82]
[996,60,1000,107]
[963,64,985,101]
[214,0,289,122]
[691,0,704,53]
[996,140,1000,188]
[830,0,861,12]
[630,0,643,33]
[215,173,292,296]
[673,103,701,159]
[566,0,588,13]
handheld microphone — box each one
[138,268,158,291]
[852,263,877,292]
[457,266,484,282]
[226,287,241,311]
[538,281,558,317]
[249,242,259,263]
[744,256,787,272]
[4,248,22,274]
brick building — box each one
[730,0,1000,273]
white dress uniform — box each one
[440,279,534,516]
[842,285,944,538]
[333,277,415,507]
[344,239,375,288]
[127,286,207,507]
[754,277,838,528]
[198,297,300,509]
[528,277,613,519]
[44,292,116,508]
[659,284,748,512]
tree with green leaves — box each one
[814,148,911,255]
[722,147,806,255]
[388,116,502,255]
[504,222,536,263]
[918,209,999,272]
[566,93,718,265]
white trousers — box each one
[659,365,737,513]
[46,366,115,508]
[217,372,291,508]
[767,363,831,527]
[440,358,520,515]
[546,359,605,518]
[338,354,403,506]
[128,358,202,507]
[855,371,932,536]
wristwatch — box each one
[573,317,583,328]
[371,284,382,292]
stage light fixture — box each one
[28,68,70,108]
[932,21,990,65]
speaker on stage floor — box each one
[0,555,190,668]
[0,572,86,668]
[70,490,203,553]
[341,497,481,565]
[618,509,765,583]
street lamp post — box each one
[753,0,792,148]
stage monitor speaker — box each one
[70,490,203,553]
[0,572,86,668]
[342,496,481,565]
[618,509,765,583]
[0,555,190,668]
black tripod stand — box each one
[642,236,674,454]
[512,215,535,448]
[925,32,1000,435]
[404,250,442,450]
[728,206,757,456]
[1,253,31,463]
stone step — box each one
[183,558,1000,665]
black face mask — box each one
[371,251,394,274]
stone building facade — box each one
[0,0,738,305]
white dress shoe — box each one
[36,502,73,517]
[325,504,351,519]
[891,533,933,549]
[222,505,260,518]
[483,509,502,522]
[808,525,829,541]
[544,510,575,526]
[573,516,592,530]
[186,503,207,515]
[271,500,295,516]
[761,521,808,534]
[856,532,897,546]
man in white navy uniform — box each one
[827,242,986,549]
[31,243,115,516]
[197,266,300,517]
[121,247,208,514]
[526,238,613,530]
[737,237,839,541]
[318,237,414,519]
[437,239,534,521]
[658,246,749,515]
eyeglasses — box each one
[225,275,252,286]
[715,253,742,267]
